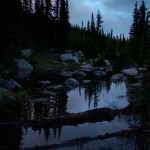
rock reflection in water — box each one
[67,81,128,113]
[21,115,132,148]
[22,93,68,121]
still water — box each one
[20,81,135,149]
[67,81,128,113]
[21,115,130,148]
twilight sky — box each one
[68,0,150,37]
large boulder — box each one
[110,73,127,82]
[121,68,138,76]
[93,70,107,79]
[14,58,33,79]
[64,78,80,90]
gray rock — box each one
[93,70,107,79]
[104,60,111,67]
[34,98,50,102]
[60,70,74,77]
[60,62,68,66]
[73,56,80,64]
[60,54,75,62]
[75,51,84,57]
[14,58,33,79]
[80,64,94,72]
[105,66,113,73]
[134,75,143,80]
[72,71,87,78]
[0,79,22,90]
[138,67,147,72]
[82,80,91,84]
[64,78,80,90]
[111,73,127,82]
[47,85,66,92]
[0,87,8,95]
[42,91,56,96]
[130,83,142,88]
[21,49,32,57]
[121,68,138,76]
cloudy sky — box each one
[68,0,150,37]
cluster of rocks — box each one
[0,49,148,106]
[110,67,147,82]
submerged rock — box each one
[121,68,138,76]
[64,78,80,90]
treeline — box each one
[0,0,150,68]
[68,1,150,67]
[0,0,70,63]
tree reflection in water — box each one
[67,81,128,113]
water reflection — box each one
[21,115,132,148]
[22,93,68,121]
[67,81,128,113]
[56,137,139,150]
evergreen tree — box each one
[0,0,23,63]
[96,10,103,34]
[130,2,139,38]
[87,20,90,32]
[59,0,69,30]
[91,12,95,34]
[129,1,150,63]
